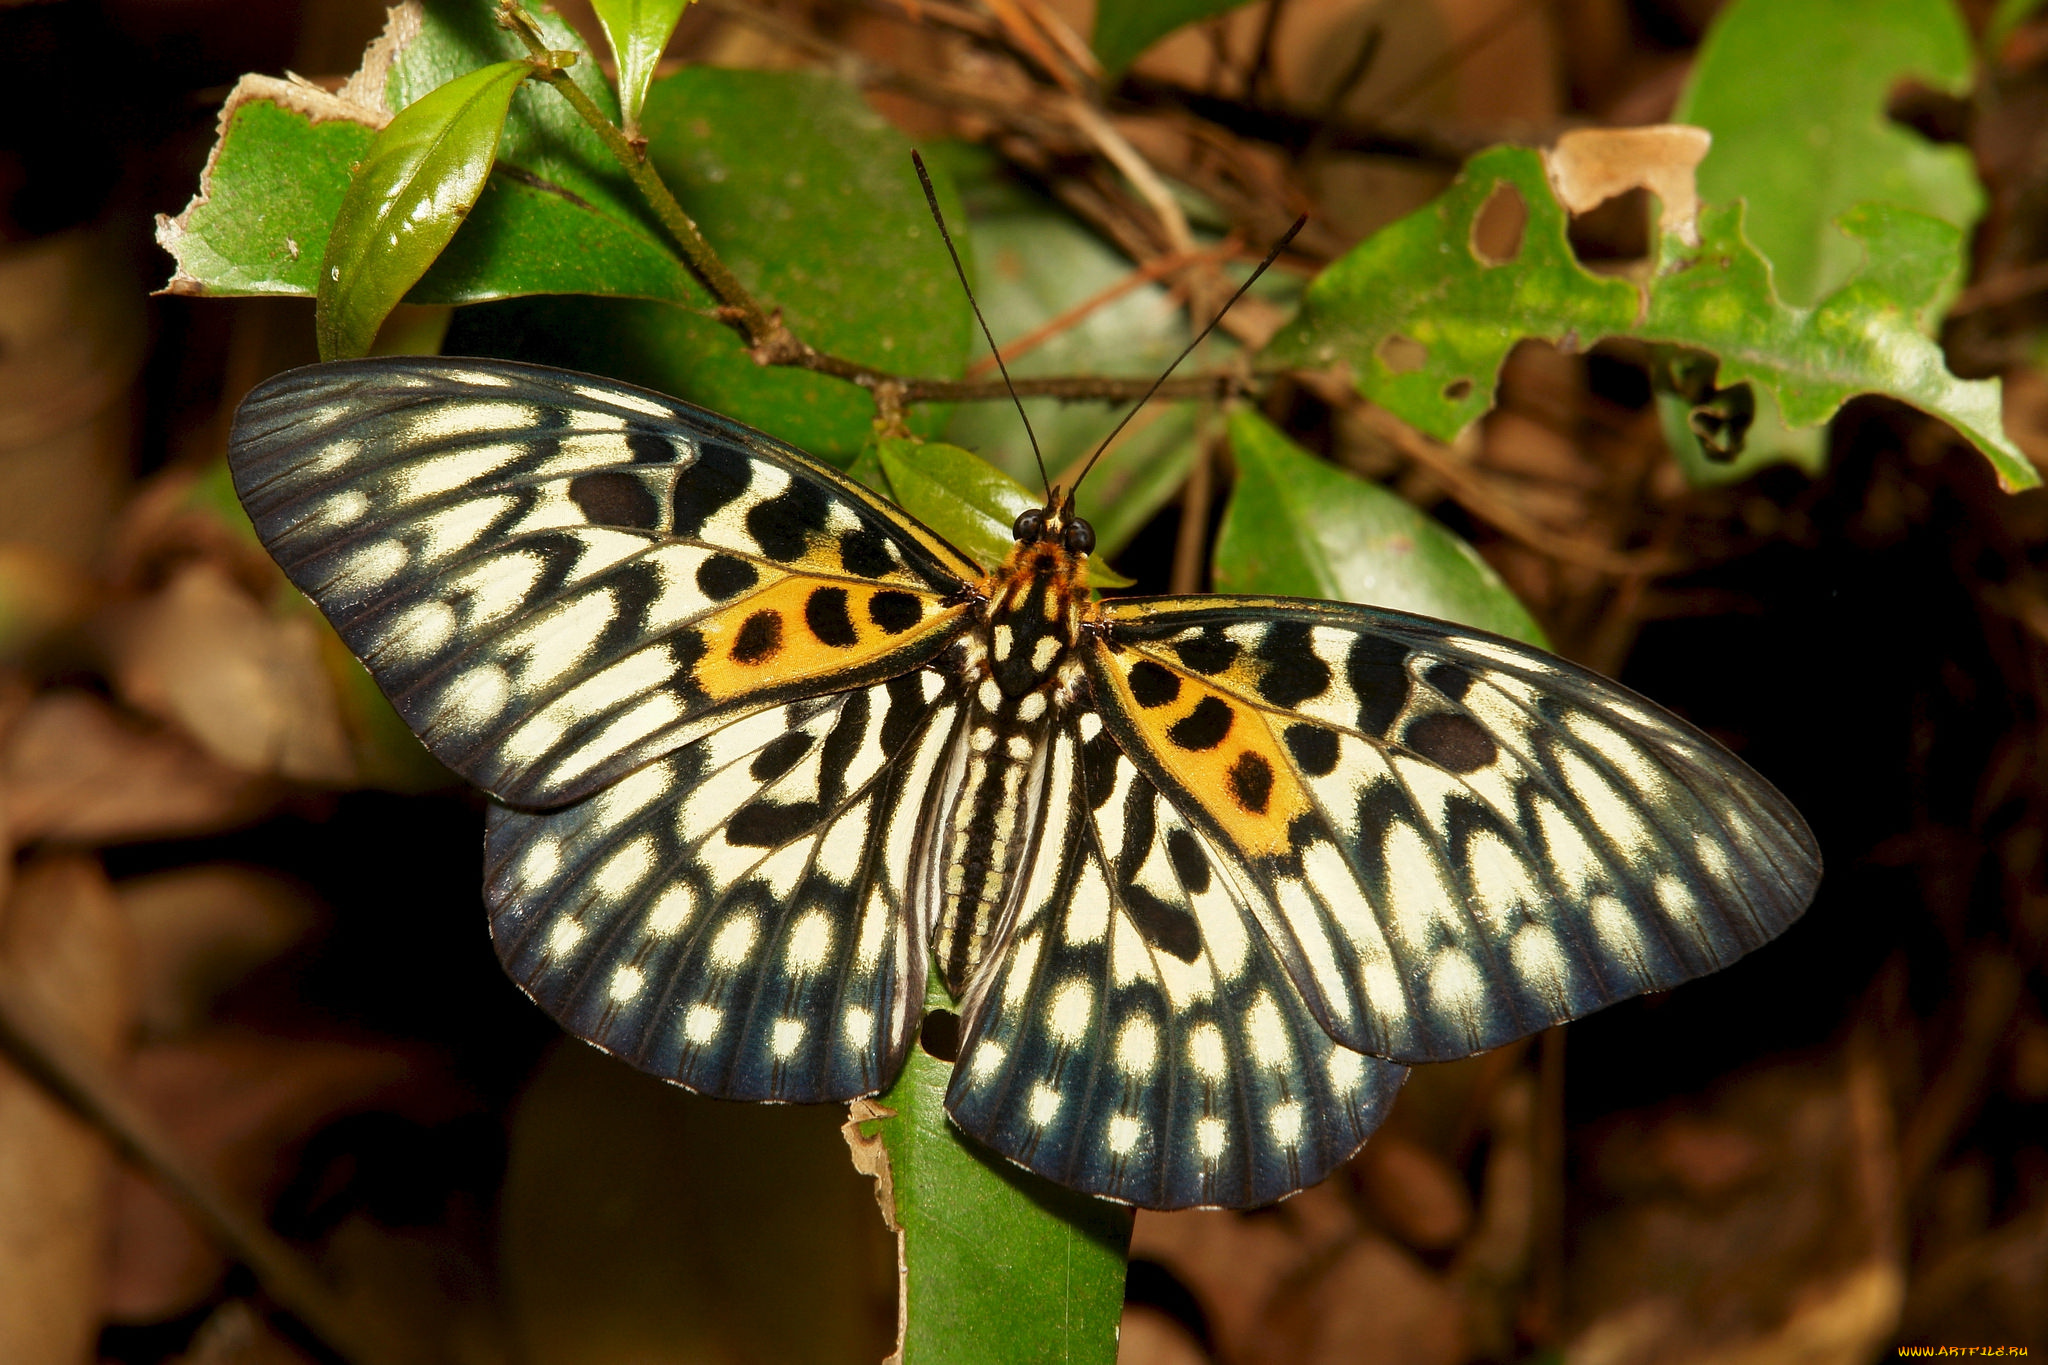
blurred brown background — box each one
[0,0,2044,1362]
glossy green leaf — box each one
[592,0,692,133]
[450,71,970,459]
[1093,0,1257,76]
[155,92,694,306]
[859,984,1132,1365]
[387,0,647,229]
[1268,145,2038,491]
[874,437,1134,588]
[1676,0,1980,309]
[1216,409,1545,646]
[317,60,530,361]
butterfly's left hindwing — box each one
[229,359,980,807]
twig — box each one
[0,972,424,1365]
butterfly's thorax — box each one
[928,534,1096,993]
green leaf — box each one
[1268,145,2039,492]
[1092,0,1257,77]
[1216,409,1546,647]
[874,437,1134,588]
[591,0,692,133]
[387,0,647,229]
[155,90,694,306]
[317,60,531,361]
[450,70,973,460]
[1675,0,1981,309]
[857,984,1132,1365]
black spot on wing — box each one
[696,553,759,600]
[747,475,833,562]
[1166,696,1234,751]
[804,587,858,647]
[1423,660,1477,703]
[568,471,661,530]
[726,799,824,847]
[1164,827,1211,895]
[838,525,896,578]
[1227,751,1274,815]
[1348,635,1412,737]
[673,441,752,539]
[1080,724,1124,812]
[1172,628,1240,675]
[626,430,677,464]
[879,669,939,754]
[1122,882,1202,963]
[731,610,782,664]
[868,590,922,635]
[749,730,815,782]
[1254,621,1331,707]
[1283,723,1339,777]
[1405,711,1497,773]
[1128,660,1182,708]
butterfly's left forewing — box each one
[230,359,980,808]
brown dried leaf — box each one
[0,855,136,1362]
[105,1031,425,1324]
[1562,1053,1903,1365]
[1355,1131,1474,1251]
[116,865,319,1040]
[0,689,277,846]
[1255,1234,1468,1365]
[106,561,355,785]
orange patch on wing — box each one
[692,576,963,701]
[1099,653,1310,857]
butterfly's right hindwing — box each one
[229,358,981,807]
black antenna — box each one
[912,150,1053,506]
[1067,214,1307,503]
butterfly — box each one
[228,355,1820,1210]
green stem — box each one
[495,1,788,356]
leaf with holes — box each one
[1266,144,2037,492]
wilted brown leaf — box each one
[106,560,355,784]
[117,865,319,1040]
[0,689,278,845]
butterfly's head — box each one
[1011,493,1094,558]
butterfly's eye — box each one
[1013,508,1047,543]
[1063,518,1096,555]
